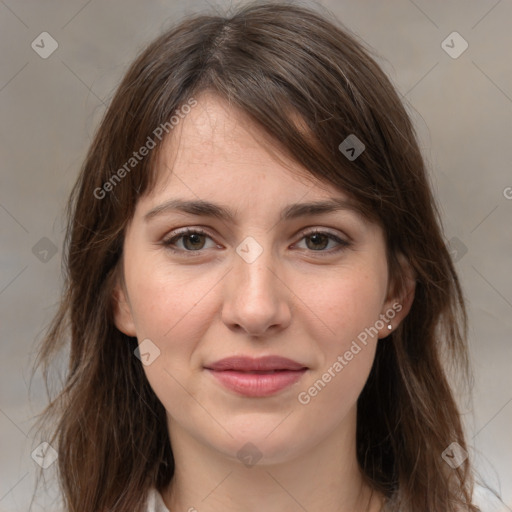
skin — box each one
[113,91,415,512]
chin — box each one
[210,420,316,467]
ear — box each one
[377,252,416,339]
[112,279,137,337]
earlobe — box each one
[379,254,416,338]
[112,281,137,337]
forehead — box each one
[149,92,345,206]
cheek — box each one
[127,267,219,413]
[125,259,224,399]
[127,255,218,338]
[301,266,386,345]
[295,269,385,404]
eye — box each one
[294,229,350,255]
[161,228,217,254]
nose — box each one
[221,239,292,337]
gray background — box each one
[1,0,511,510]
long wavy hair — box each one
[32,1,479,510]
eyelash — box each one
[161,227,350,257]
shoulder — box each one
[145,487,171,512]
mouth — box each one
[204,356,308,397]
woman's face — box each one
[114,92,408,465]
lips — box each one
[204,356,308,397]
[205,355,307,372]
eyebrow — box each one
[144,198,366,223]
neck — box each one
[161,406,384,512]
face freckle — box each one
[113,91,398,466]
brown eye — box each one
[162,228,216,253]
[295,229,350,255]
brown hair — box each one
[32,1,479,510]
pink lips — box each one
[204,356,308,397]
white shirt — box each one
[145,488,171,512]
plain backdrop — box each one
[1,0,511,510]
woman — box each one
[33,1,482,510]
